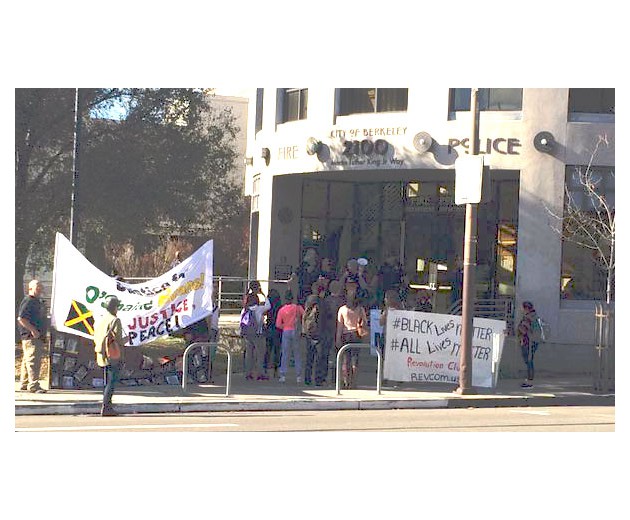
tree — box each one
[107,236,195,279]
[15,88,248,313]
[16,88,83,309]
[546,135,614,303]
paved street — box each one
[15,406,614,432]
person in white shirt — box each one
[241,287,271,381]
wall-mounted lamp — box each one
[261,147,270,165]
[413,132,433,154]
[533,131,556,153]
[306,137,322,155]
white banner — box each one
[383,310,506,388]
[51,233,213,346]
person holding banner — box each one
[17,280,48,393]
[336,288,368,389]
[93,296,127,416]
[379,289,404,328]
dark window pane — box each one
[450,88,470,111]
[569,88,615,114]
[450,88,522,111]
[377,88,408,112]
[486,89,522,110]
[283,88,308,121]
[339,88,376,115]
[255,88,263,133]
[561,165,615,300]
[300,89,308,119]
[285,89,299,121]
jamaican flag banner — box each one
[50,233,213,346]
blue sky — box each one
[90,94,134,120]
[90,88,250,120]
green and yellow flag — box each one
[64,300,95,336]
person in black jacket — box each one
[17,280,48,393]
[264,288,283,378]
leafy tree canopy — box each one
[15,88,247,307]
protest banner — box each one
[50,233,213,346]
[383,310,506,388]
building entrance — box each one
[298,172,519,309]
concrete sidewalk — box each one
[14,370,614,416]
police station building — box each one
[243,88,614,365]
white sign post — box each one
[455,155,484,205]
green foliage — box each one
[15,88,248,304]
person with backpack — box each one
[303,294,325,386]
[93,296,127,416]
[516,300,542,389]
[241,289,271,381]
[275,290,304,384]
[264,288,283,379]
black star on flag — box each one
[64,300,95,336]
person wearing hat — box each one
[290,248,320,305]
[93,296,127,416]
[341,259,360,294]
[342,258,371,305]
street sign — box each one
[455,155,484,205]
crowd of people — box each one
[238,249,438,388]
[16,253,543,417]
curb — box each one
[14,393,614,416]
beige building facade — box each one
[243,88,614,357]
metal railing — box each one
[594,302,615,392]
[124,276,290,313]
[448,298,515,334]
[335,343,382,395]
[182,342,233,397]
[214,277,290,312]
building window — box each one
[281,88,308,122]
[255,88,264,133]
[449,88,523,111]
[568,88,614,115]
[560,165,615,301]
[252,174,261,212]
[337,88,408,115]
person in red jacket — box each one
[276,290,304,384]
